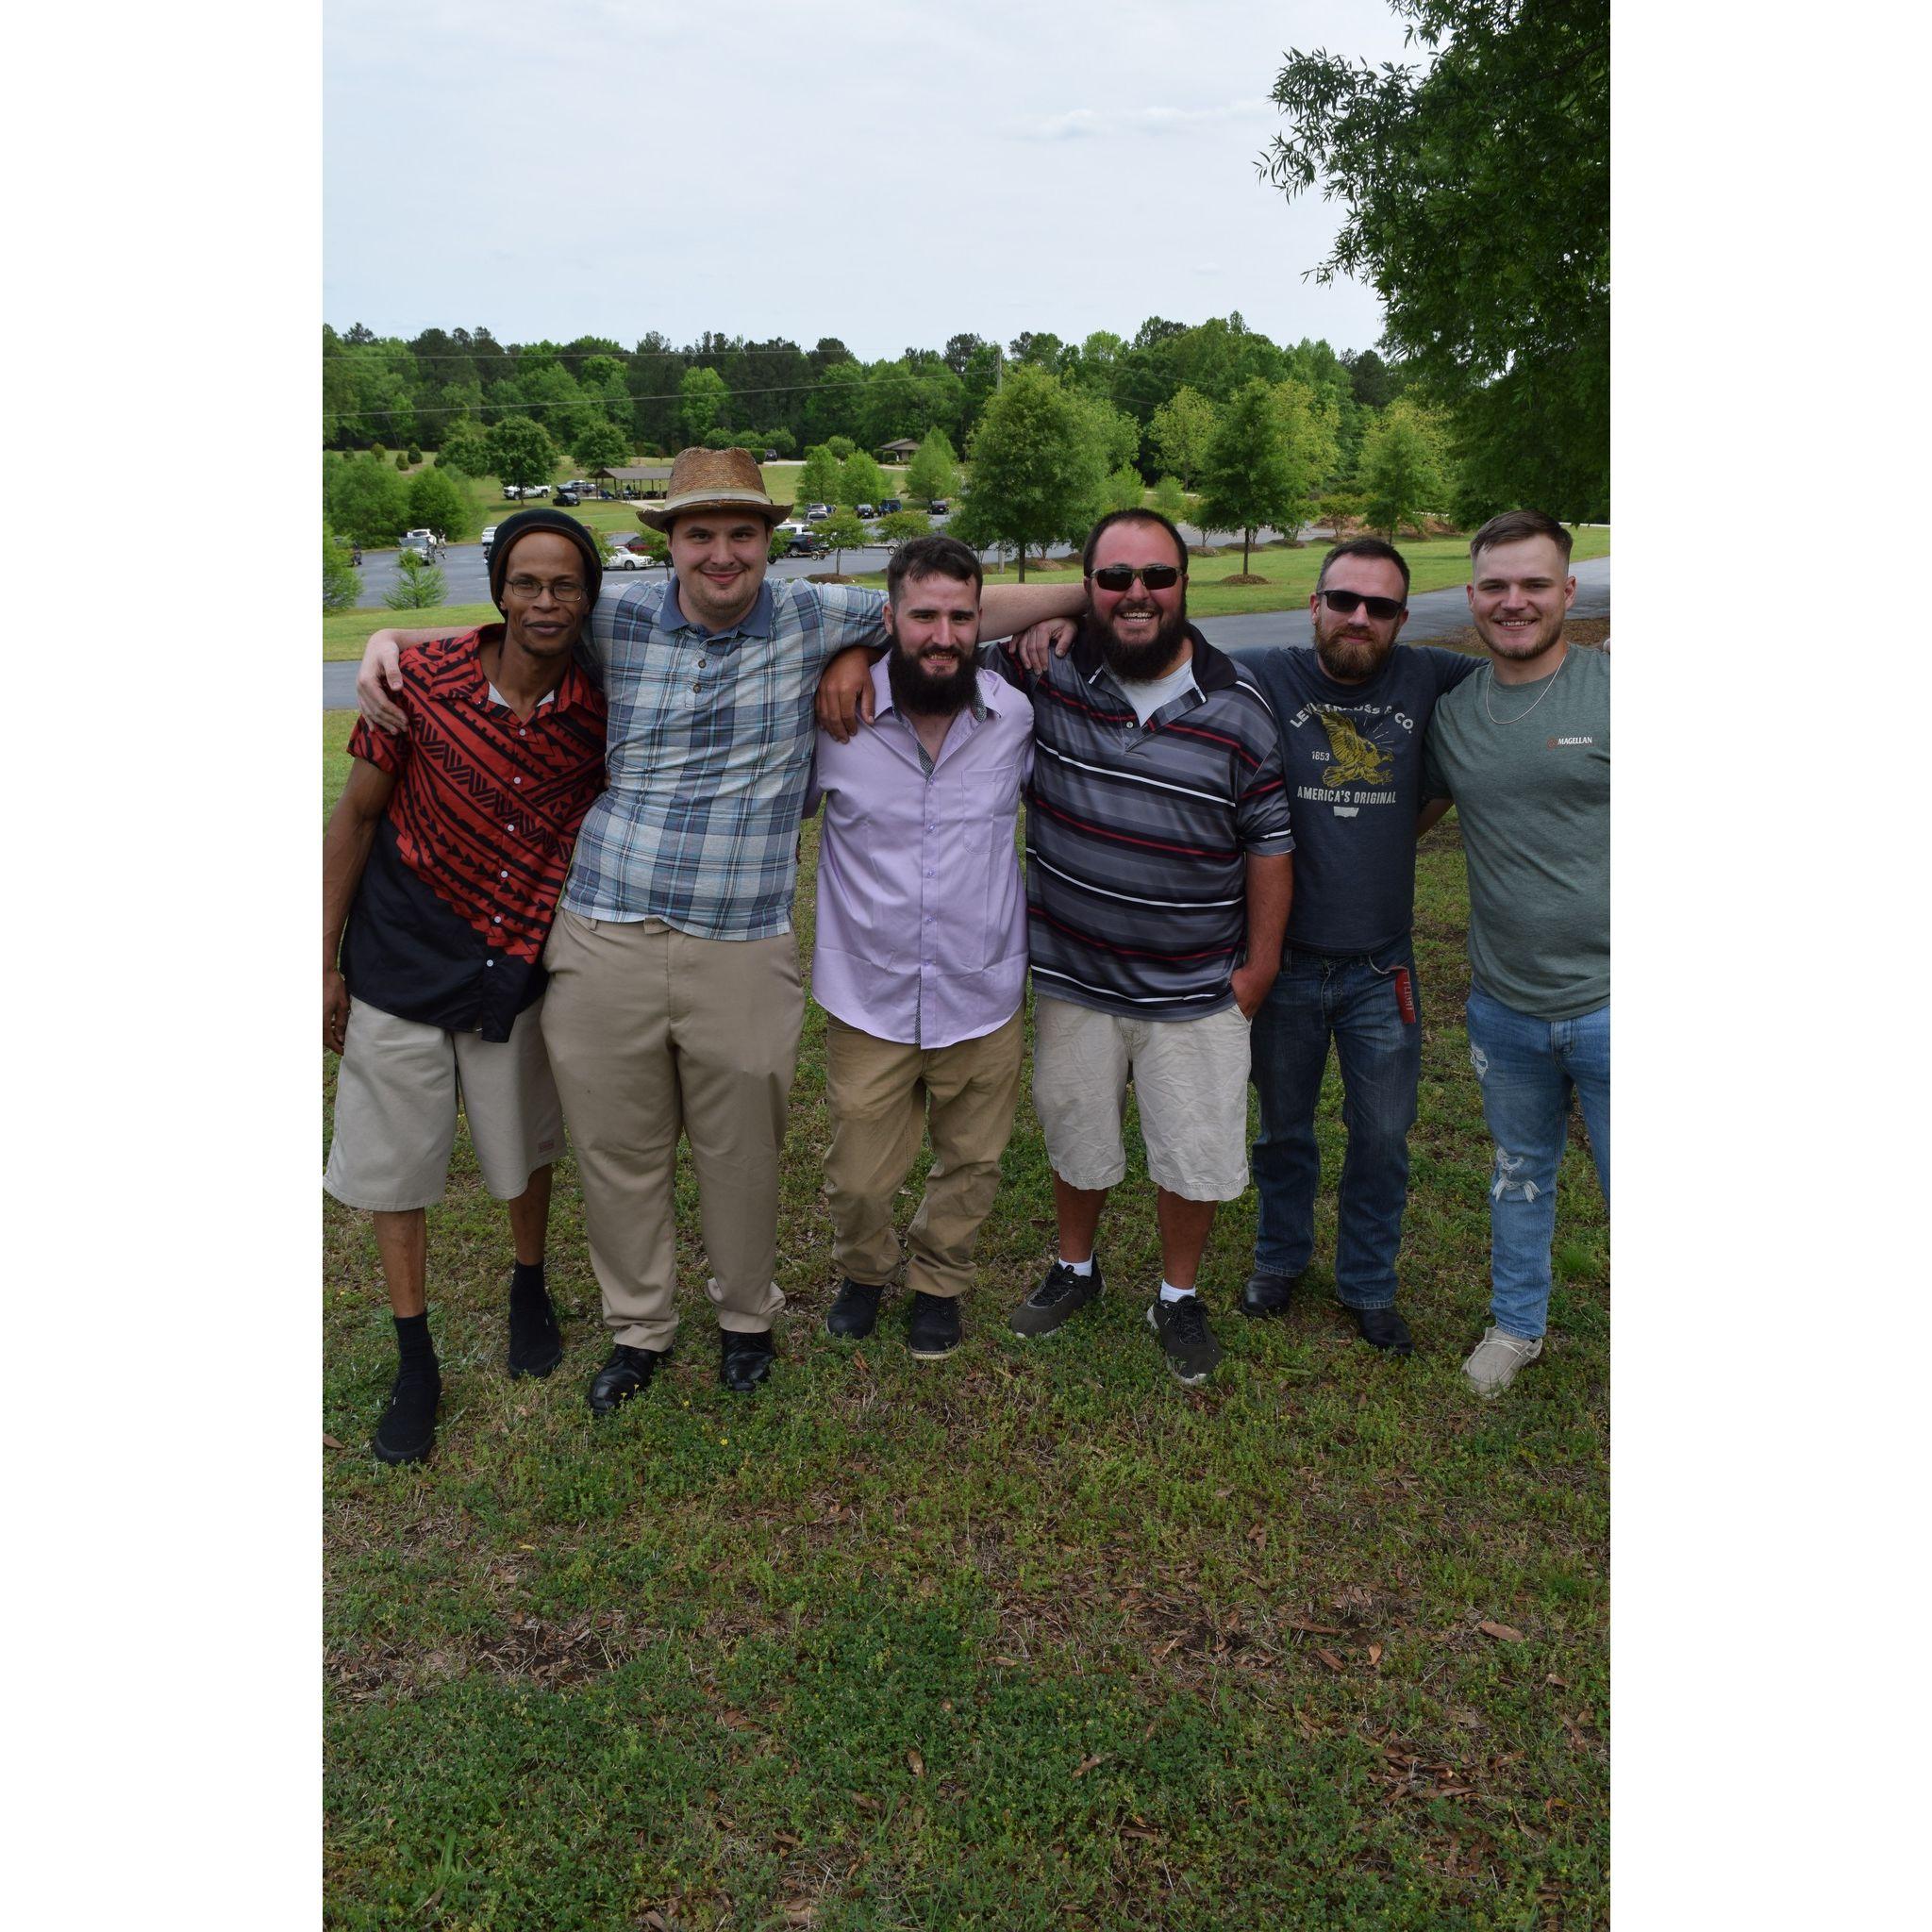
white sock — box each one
[1058,1254,1093,1276]
[1158,1282,1195,1303]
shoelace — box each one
[1162,1297,1210,1343]
[1033,1264,1085,1306]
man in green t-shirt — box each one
[1419,510,1609,1397]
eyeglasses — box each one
[504,576,588,604]
[1090,563,1183,593]
[1317,588,1406,621]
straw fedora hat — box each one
[636,446,791,533]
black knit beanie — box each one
[488,508,605,611]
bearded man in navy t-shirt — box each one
[1231,538,1478,1355]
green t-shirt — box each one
[1422,643,1609,1021]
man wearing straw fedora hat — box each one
[358,447,1083,1407]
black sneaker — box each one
[825,1276,886,1340]
[373,1363,441,1465]
[1009,1257,1104,1337]
[907,1291,961,1359]
[507,1279,564,1378]
[1146,1294,1223,1386]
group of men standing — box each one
[326,448,1608,1463]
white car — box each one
[399,528,438,560]
[605,546,655,571]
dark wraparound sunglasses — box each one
[1318,588,1406,621]
[1091,563,1183,592]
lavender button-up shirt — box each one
[808,658,1034,1048]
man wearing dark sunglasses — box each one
[1231,538,1480,1357]
[1006,508,1294,1386]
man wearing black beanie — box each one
[325,511,609,1464]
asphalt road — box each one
[324,549,1608,710]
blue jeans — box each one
[1249,944,1422,1310]
[1464,984,1610,1341]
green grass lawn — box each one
[323,744,1609,1928]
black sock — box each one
[393,1312,437,1376]
[510,1259,548,1308]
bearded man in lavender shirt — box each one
[807,536,1034,1359]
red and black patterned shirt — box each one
[340,629,608,1041]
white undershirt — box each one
[1111,658,1199,726]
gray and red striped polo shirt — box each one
[1011,623,1292,1021]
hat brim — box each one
[636,493,791,534]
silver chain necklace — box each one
[1482,647,1567,725]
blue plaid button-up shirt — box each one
[561,573,888,939]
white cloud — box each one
[1028,100,1272,141]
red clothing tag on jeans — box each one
[1393,966,1416,1024]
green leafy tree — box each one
[1260,0,1609,520]
[483,418,556,496]
[1358,399,1449,539]
[837,451,890,509]
[904,428,960,507]
[1150,386,1220,488]
[794,444,841,508]
[762,426,797,458]
[878,508,933,547]
[1317,491,1366,536]
[819,508,871,575]
[394,451,409,472]
[1195,378,1314,573]
[824,435,858,461]
[571,418,631,474]
[1150,475,1193,528]
[436,422,492,476]
[383,550,448,610]
[406,467,473,543]
[323,528,358,612]
[678,366,730,442]
[406,444,423,465]
[1102,466,1146,515]
[955,367,1106,582]
[325,456,410,548]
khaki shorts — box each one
[1031,995,1252,1202]
[324,998,564,1211]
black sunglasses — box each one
[1318,588,1406,621]
[1091,563,1183,592]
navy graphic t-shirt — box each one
[1232,641,1478,956]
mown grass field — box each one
[322,722,1610,1930]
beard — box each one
[888,641,980,719]
[1475,608,1566,664]
[1093,602,1191,682]
[1312,612,1393,682]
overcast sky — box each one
[325,0,1420,359]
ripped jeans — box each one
[1464,984,1609,1341]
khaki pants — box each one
[541,910,803,1350]
[823,1008,1024,1300]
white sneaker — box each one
[1462,1325,1543,1398]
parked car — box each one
[555,490,580,507]
[804,504,832,523]
[856,503,876,521]
[605,544,654,571]
[782,531,828,558]
[399,527,437,561]
[927,499,950,517]
[878,498,902,516]
[502,482,553,500]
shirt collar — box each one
[461,623,594,714]
[666,574,776,641]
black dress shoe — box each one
[588,1343,667,1415]
[720,1326,777,1392]
[906,1291,961,1360]
[1239,1268,1302,1319]
[825,1276,886,1340]
[1352,1306,1414,1356]
[373,1364,441,1465]
[507,1282,564,1378]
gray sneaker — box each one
[1462,1325,1543,1398]
[1009,1257,1104,1337]
[1146,1294,1223,1385]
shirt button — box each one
[499,870,508,880]
[492,916,502,925]
[512,776,522,786]
[505,823,514,832]
[486,959,495,969]
[519,728,526,738]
